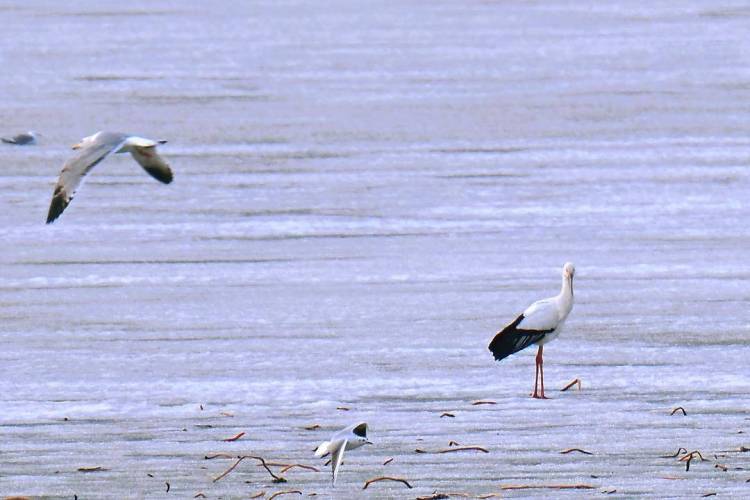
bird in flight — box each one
[46,131,173,224]
[2,131,39,145]
[314,422,372,486]
[488,262,575,399]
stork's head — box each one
[562,262,575,279]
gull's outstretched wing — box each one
[46,134,127,223]
[129,145,173,184]
[330,439,347,486]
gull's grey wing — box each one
[46,136,126,223]
[330,439,347,486]
[129,146,173,184]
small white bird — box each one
[46,131,173,224]
[488,262,575,399]
[314,422,372,486]
[2,131,39,145]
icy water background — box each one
[1,0,750,498]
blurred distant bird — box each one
[2,131,39,145]
[488,262,575,399]
[314,422,372,486]
[46,131,173,224]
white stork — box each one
[488,262,575,399]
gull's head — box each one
[72,131,101,150]
[352,422,370,445]
[562,262,575,279]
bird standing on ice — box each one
[314,422,372,486]
[488,262,575,399]
[46,131,173,224]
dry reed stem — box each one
[212,455,285,483]
[471,400,496,406]
[279,464,319,473]
[77,466,105,472]
[560,448,593,455]
[267,491,302,500]
[223,432,245,442]
[560,378,581,392]
[661,447,687,458]
[500,484,596,490]
[362,476,412,490]
[415,445,488,454]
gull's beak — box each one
[71,142,82,150]
[365,440,374,445]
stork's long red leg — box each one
[533,345,548,399]
[532,355,540,398]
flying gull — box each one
[46,131,173,224]
[2,131,39,145]
[488,262,575,399]
[314,422,372,486]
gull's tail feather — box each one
[314,441,331,458]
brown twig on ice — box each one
[679,450,706,472]
[415,445,489,454]
[336,406,350,411]
[205,453,234,460]
[248,492,265,499]
[471,400,496,406]
[448,440,461,447]
[561,378,581,392]
[416,494,450,500]
[213,455,286,483]
[382,457,394,465]
[303,424,320,430]
[439,446,489,454]
[500,484,596,491]
[77,466,106,472]
[670,407,687,416]
[440,412,455,418]
[661,447,687,458]
[362,476,412,490]
[223,432,245,442]
[279,463,320,473]
[268,491,302,500]
[714,463,728,472]
[193,494,207,499]
[560,448,593,455]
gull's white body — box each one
[46,131,173,223]
[314,422,371,486]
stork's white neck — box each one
[556,275,574,320]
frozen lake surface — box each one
[1,0,749,498]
